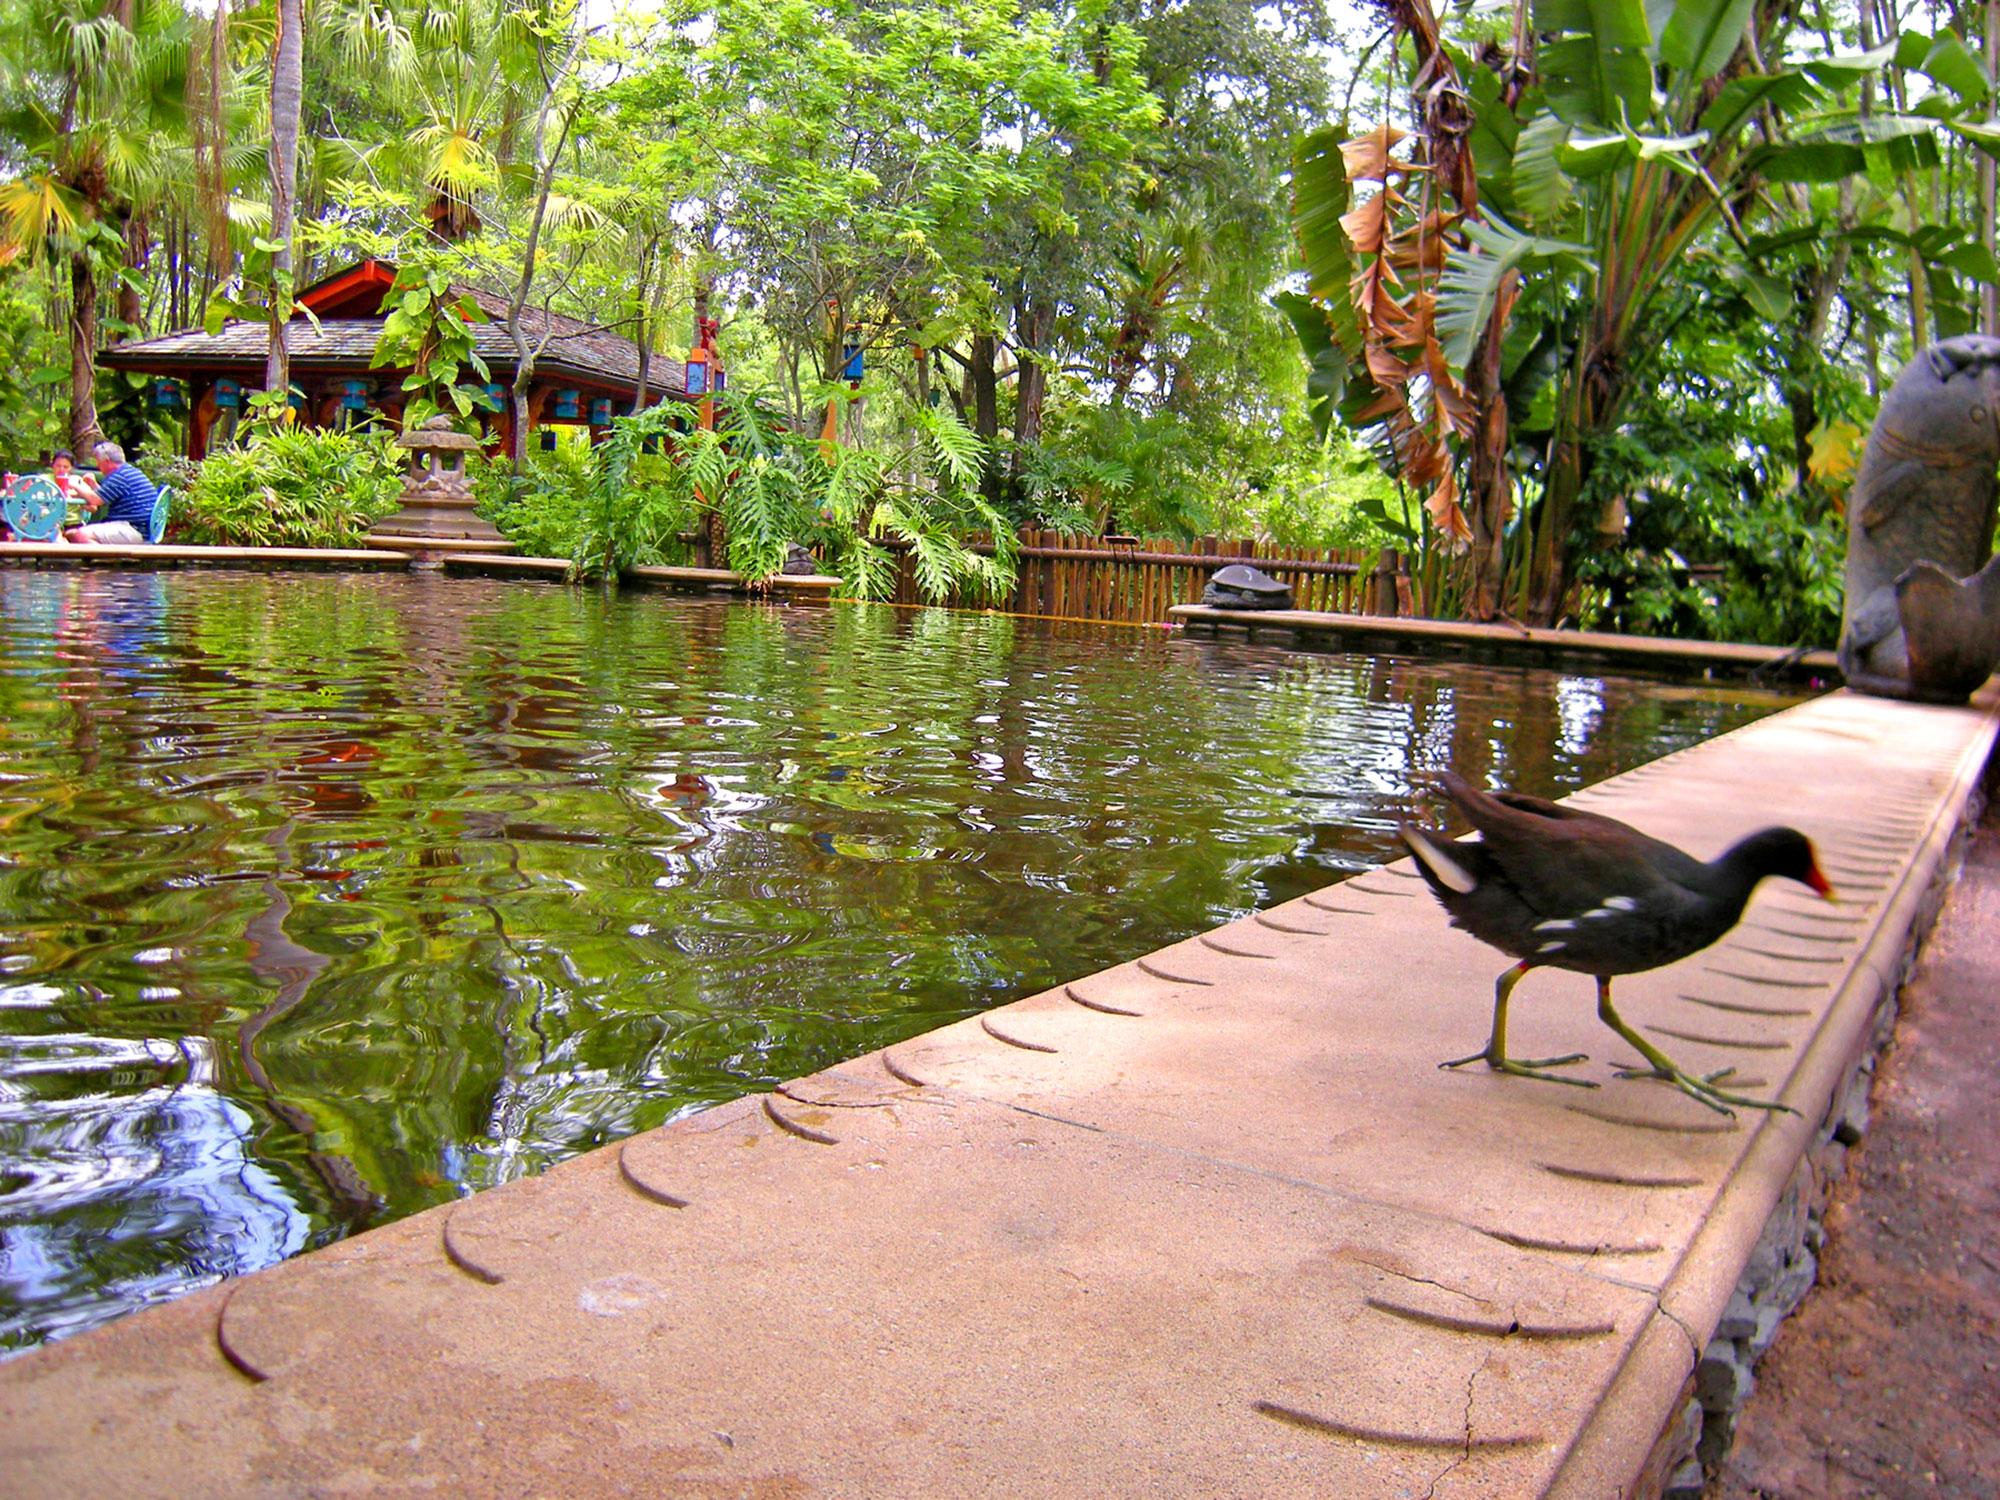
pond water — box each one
[0,571,1806,1354]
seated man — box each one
[66,441,155,545]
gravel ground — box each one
[1711,791,2000,1499]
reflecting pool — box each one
[0,571,1806,1352]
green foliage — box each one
[180,427,406,547]
[482,386,1016,600]
[1567,315,1857,647]
[370,251,493,427]
[0,269,67,463]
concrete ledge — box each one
[1170,604,1840,683]
[0,542,409,571]
[438,555,844,598]
[367,534,518,558]
[626,563,840,600]
[0,682,1992,1495]
[439,553,576,580]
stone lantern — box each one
[367,415,514,561]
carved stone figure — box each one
[1839,334,2000,703]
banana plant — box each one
[1285,0,1998,624]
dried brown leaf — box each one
[1339,123,1409,183]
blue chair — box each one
[2,475,66,542]
[148,485,172,545]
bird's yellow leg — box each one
[1441,962,1595,1086]
[1595,978,1793,1117]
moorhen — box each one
[1399,771,1835,1115]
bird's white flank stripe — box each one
[1402,826,1477,895]
[1603,895,1638,912]
[1538,940,1567,953]
[1535,918,1578,932]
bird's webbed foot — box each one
[1440,1046,1597,1087]
[1596,979,1797,1117]
[1440,963,1597,1086]
[1611,1059,1794,1117]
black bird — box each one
[1399,771,1835,1114]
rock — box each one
[1201,563,1293,611]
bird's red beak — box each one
[1805,859,1837,901]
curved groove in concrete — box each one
[1365,1297,1618,1341]
[1299,892,1370,914]
[1537,1162,1702,1190]
[1135,957,1214,986]
[1063,983,1142,1017]
[980,1015,1058,1053]
[1477,1227,1663,1256]
[1197,933,1276,959]
[1750,907,1867,926]
[1344,881,1416,898]
[440,1210,506,1285]
[1566,1103,1740,1135]
[1718,944,1845,965]
[1252,911,1334,936]
[1699,968,1831,989]
[1739,922,1854,943]
[1251,1399,1544,1452]
[1678,994,1813,1019]
[213,1286,272,1384]
[1647,1025,1793,1052]
[777,1080,899,1110]
[1820,862,1895,879]
[880,1052,927,1088]
[616,1143,689,1208]
[762,1096,839,1145]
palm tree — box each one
[0,0,190,451]
[267,0,303,397]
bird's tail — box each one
[1399,823,1477,895]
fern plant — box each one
[180,427,405,548]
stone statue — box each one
[1839,334,2000,704]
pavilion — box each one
[100,260,693,459]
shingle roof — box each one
[103,291,690,400]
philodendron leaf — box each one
[1720,263,1792,321]
[1932,241,2000,283]
[1658,0,1755,84]
[1919,32,1991,103]
[1559,129,1637,176]
[1750,140,1867,182]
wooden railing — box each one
[880,530,1398,625]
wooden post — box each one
[1372,548,1401,617]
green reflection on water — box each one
[0,571,1806,1351]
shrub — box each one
[180,428,406,548]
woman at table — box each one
[1,450,97,542]
[48,450,99,505]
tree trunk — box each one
[265,0,303,399]
[631,236,656,416]
[967,331,1001,504]
[1011,295,1056,451]
[1465,271,1519,620]
[1783,244,1850,494]
[967,333,999,443]
[505,38,582,463]
[115,207,148,339]
[69,251,103,454]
